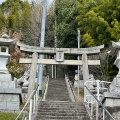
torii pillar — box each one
[82,54,89,83]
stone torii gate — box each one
[17,42,104,96]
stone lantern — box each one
[0,34,22,111]
[0,34,16,80]
[102,40,120,119]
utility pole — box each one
[78,30,80,97]
[54,2,57,78]
[38,0,47,95]
[54,36,57,78]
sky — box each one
[0,0,54,5]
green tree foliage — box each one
[45,5,55,47]
[28,2,42,46]
[0,0,31,43]
[76,0,120,81]
[55,0,78,48]
[76,0,120,47]
[0,0,23,29]
[11,2,22,29]
[55,0,79,73]
[0,0,31,79]
[7,58,27,79]
[0,10,5,29]
[20,1,32,44]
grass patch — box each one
[20,102,30,112]
[0,112,23,120]
[73,88,84,103]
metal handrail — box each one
[84,80,111,103]
[22,114,27,120]
[15,85,39,120]
[85,85,116,120]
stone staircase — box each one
[34,78,90,120]
[46,78,70,101]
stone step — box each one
[45,99,70,101]
[39,103,84,105]
[46,78,70,101]
[46,96,70,98]
[46,94,69,96]
[35,101,89,119]
[35,115,88,119]
[48,83,66,85]
[38,105,84,108]
[37,110,86,114]
[37,109,85,112]
[35,118,88,120]
[37,110,86,113]
[37,108,85,111]
[47,91,68,93]
[47,87,67,89]
[48,84,66,85]
[39,101,83,105]
[47,93,68,94]
[46,98,70,101]
[38,104,85,108]
[47,94,69,96]
[48,85,67,87]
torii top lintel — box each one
[17,42,104,55]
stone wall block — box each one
[10,95,19,102]
[6,102,19,110]
[0,101,6,109]
[0,74,12,81]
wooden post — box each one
[28,52,38,98]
